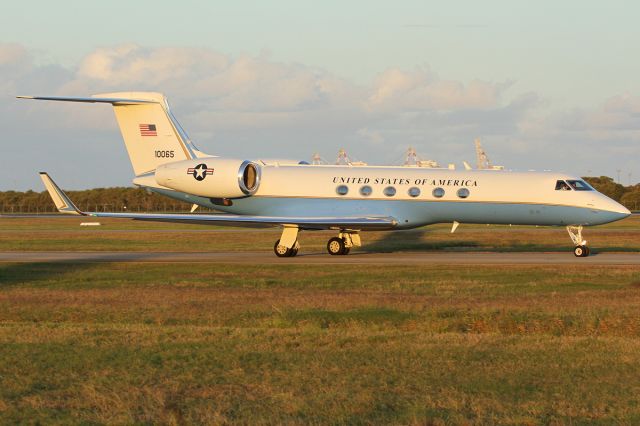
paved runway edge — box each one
[0,251,639,265]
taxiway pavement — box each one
[0,251,638,265]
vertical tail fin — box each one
[18,92,207,176]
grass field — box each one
[1,214,639,253]
[1,216,640,424]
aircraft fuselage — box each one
[139,163,629,230]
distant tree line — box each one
[583,176,640,211]
[1,176,638,213]
[0,187,205,213]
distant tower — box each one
[475,139,490,169]
[335,149,367,166]
[402,147,439,168]
[404,147,419,166]
[336,148,350,165]
[311,153,327,165]
[474,139,504,170]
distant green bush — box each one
[584,176,639,211]
[0,187,199,213]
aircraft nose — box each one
[590,194,631,224]
[604,199,631,220]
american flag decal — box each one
[139,124,157,137]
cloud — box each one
[64,45,360,114]
[366,67,511,112]
[357,128,385,145]
[1,42,637,189]
[0,43,31,94]
[545,94,640,143]
[0,43,29,68]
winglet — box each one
[39,173,84,215]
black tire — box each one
[342,247,351,255]
[583,246,590,257]
[290,247,299,257]
[574,246,585,257]
[274,239,292,257]
[327,237,345,255]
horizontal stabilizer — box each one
[17,95,157,105]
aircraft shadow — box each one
[362,229,480,253]
[0,262,100,288]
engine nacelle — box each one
[155,158,261,198]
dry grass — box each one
[1,216,639,423]
[1,215,639,253]
[2,262,640,423]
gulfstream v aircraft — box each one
[19,92,630,257]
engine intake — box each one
[238,160,260,195]
[155,158,261,199]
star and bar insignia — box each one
[187,163,214,181]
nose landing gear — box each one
[567,225,590,257]
[573,245,590,257]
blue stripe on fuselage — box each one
[147,187,619,228]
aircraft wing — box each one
[39,173,398,231]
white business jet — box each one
[18,92,630,257]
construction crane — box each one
[335,149,367,166]
[311,153,328,165]
[474,139,504,170]
[402,147,440,168]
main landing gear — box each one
[273,226,300,257]
[567,225,590,257]
[274,239,300,257]
[272,227,362,257]
[327,232,361,256]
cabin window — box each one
[408,187,420,197]
[457,188,470,199]
[383,186,396,197]
[567,180,593,191]
[360,185,372,196]
[432,187,445,198]
[555,180,572,191]
[336,185,349,196]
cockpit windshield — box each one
[555,179,593,191]
[555,180,572,191]
[567,180,593,191]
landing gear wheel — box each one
[342,247,350,255]
[274,239,297,257]
[574,245,590,257]
[327,237,346,255]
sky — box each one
[1,0,639,190]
